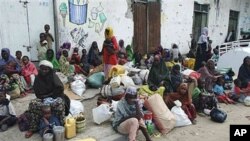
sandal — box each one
[25,131,33,138]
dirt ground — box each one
[0,90,249,141]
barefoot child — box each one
[213,77,235,104]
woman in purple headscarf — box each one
[0,48,27,97]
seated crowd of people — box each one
[0,26,250,141]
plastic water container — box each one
[53,126,65,141]
[64,117,76,139]
[42,133,53,141]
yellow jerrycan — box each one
[64,117,76,139]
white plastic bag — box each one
[121,75,135,87]
[56,72,68,84]
[171,100,192,127]
[70,80,86,96]
[110,75,121,88]
[92,104,113,124]
[69,100,84,116]
[111,100,119,112]
[139,69,149,83]
[244,96,250,106]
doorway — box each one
[133,0,161,55]
[192,2,209,42]
[226,10,239,42]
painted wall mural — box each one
[59,2,67,27]
[88,2,107,33]
[70,27,88,48]
[68,0,88,25]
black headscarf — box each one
[148,55,171,92]
[238,56,250,83]
[33,67,64,99]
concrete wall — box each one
[161,0,250,54]
[55,0,133,53]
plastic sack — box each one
[111,100,119,112]
[92,104,113,124]
[121,75,135,87]
[144,94,176,134]
[139,69,149,83]
[74,74,87,81]
[244,96,250,106]
[71,80,86,96]
[110,75,121,88]
[70,100,84,116]
[171,105,192,127]
[210,108,227,123]
[100,85,112,97]
[132,74,143,85]
[56,72,68,84]
[87,72,104,88]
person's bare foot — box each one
[25,131,33,138]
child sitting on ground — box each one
[230,79,250,103]
[213,77,235,104]
[39,105,61,136]
[0,90,17,132]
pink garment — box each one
[21,62,38,85]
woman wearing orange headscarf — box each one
[164,83,197,122]
[102,27,119,81]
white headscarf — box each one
[39,60,53,69]
[198,27,208,44]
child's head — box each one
[82,49,87,55]
[213,48,219,55]
[8,60,17,67]
[198,78,206,89]
[22,56,29,65]
[16,51,22,60]
[172,64,180,74]
[172,44,178,49]
[178,83,188,95]
[119,39,124,48]
[39,33,46,42]
[62,50,68,58]
[73,47,79,53]
[234,79,241,87]
[216,76,225,85]
[42,105,52,119]
[44,24,50,32]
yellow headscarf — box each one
[104,27,114,40]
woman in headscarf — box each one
[148,54,172,93]
[170,64,183,92]
[112,86,152,141]
[24,60,70,138]
[0,48,27,97]
[0,48,21,75]
[197,60,221,93]
[194,27,209,71]
[102,27,119,81]
[237,56,250,83]
[59,49,74,76]
[88,41,102,67]
[164,83,197,122]
[46,49,60,71]
[125,45,134,61]
[21,56,38,89]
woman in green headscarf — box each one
[46,49,60,71]
[125,45,134,61]
[148,54,172,93]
